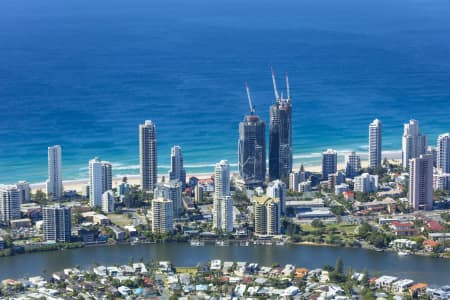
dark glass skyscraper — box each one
[239,83,266,187]
[269,72,293,181]
[238,114,266,187]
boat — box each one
[190,240,204,246]
[215,240,229,246]
[240,241,249,246]
[398,250,410,256]
[275,241,285,246]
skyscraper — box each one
[238,83,266,187]
[437,133,450,173]
[269,72,292,181]
[89,157,112,207]
[368,119,382,168]
[213,160,233,232]
[409,154,433,211]
[266,180,287,215]
[345,152,361,178]
[154,180,183,217]
[0,185,20,224]
[253,195,281,236]
[139,120,157,192]
[43,205,71,243]
[322,149,337,180]
[152,197,173,234]
[168,145,186,188]
[402,119,427,170]
[214,160,230,200]
[46,145,63,200]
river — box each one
[0,243,449,286]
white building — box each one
[154,180,183,217]
[322,149,337,180]
[298,181,312,193]
[267,179,287,214]
[289,165,306,192]
[152,197,173,234]
[345,151,361,178]
[437,133,450,173]
[369,119,382,168]
[402,119,427,170]
[139,120,157,192]
[433,172,450,191]
[16,181,31,203]
[168,145,186,187]
[0,185,21,224]
[102,190,115,213]
[354,173,378,193]
[89,157,112,208]
[46,145,63,200]
[213,160,233,232]
[409,154,433,210]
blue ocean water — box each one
[1,0,450,183]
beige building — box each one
[253,195,281,236]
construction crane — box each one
[271,66,280,101]
[245,82,255,115]
[286,72,291,100]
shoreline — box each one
[29,151,402,193]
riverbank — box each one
[1,242,449,285]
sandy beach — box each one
[29,151,402,194]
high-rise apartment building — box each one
[266,180,287,215]
[402,119,427,170]
[213,160,233,232]
[43,205,71,243]
[46,145,63,200]
[0,185,20,224]
[369,119,382,168]
[152,197,173,234]
[168,145,186,188]
[437,133,450,173]
[89,157,112,207]
[409,154,433,210]
[253,195,281,236]
[353,173,378,193]
[322,149,337,180]
[154,180,183,217]
[16,181,31,204]
[139,120,157,192]
[345,152,361,178]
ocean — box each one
[1,0,450,184]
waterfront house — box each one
[390,221,417,237]
[390,239,417,250]
[375,276,398,289]
[392,279,414,293]
[423,240,440,252]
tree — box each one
[33,190,47,205]
[311,219,324,228]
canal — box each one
[0,243,449,286]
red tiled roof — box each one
[427,221,445,232]
[391,221,412,227]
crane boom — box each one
[286,72,291,100]
[245,82,255,114]
[271,67,280,101]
